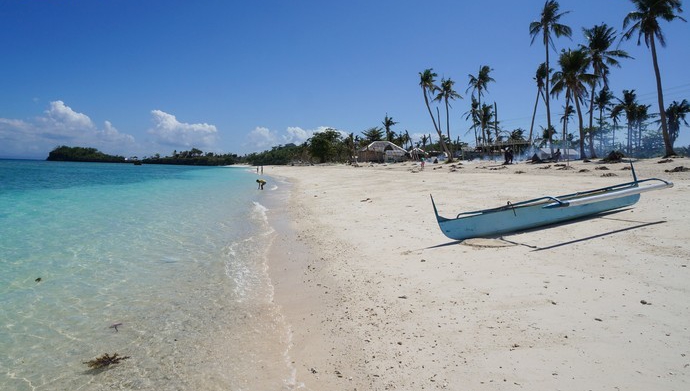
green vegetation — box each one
[46,146,239,166]
[47,146,126,162]
[46,2,689,166]
[244,144,306,166]
[418,0,687,159]
[141,148,238,165]
[623,0,686,157]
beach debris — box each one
[658,158,673,164]
[602,150,625,163]
[360,197,371,202]
[665,166,689,173]
[595,166,609,170]
[109,322,123,332]
[490,166,507,170]
[35,277,42,282]
[578,169,590,173]
[538,165,551,170]
[335,370,343,378]
[557,165,574,170]
[594,318,603,322]
[602,173,617,177]
[398,295,408,299]
[515,170,525,174]
[310,367,318,374]
[83,353,130,369]
[640,300,652,305]
[621,166,632,170]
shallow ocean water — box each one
[0,160,296,390]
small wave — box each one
[251,201,269,224]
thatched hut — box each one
[357,141,407,163]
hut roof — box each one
[359,141,407,154]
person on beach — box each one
[504,147,514,165]
[420,157,425,169]
[256,179,266,190]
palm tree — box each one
[559,104,576,160]
[633,103,652,153]
[593,87,616,151]
[467,65,495,149]
[581,23,631,158]
[479,103,497,145]
[551,49,596,158]
[529,63,550,142]
[464,96,481,145]
[666,99,690,145]
[403,130,413,149]
[435,78,462,161]
[362,126,384,143]
[530,0,572,150]
[382,114,398,143]
[623,0,686,157]
[420,134,430,149]
[611,90,639,155]
[419,69,452,160]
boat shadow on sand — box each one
[425,209,667,252]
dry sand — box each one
[267,157,690,391]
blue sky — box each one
[1,0,689,159]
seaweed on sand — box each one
[84,353,130,370]
[602,151,625,163]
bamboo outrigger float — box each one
[430,164,673,241]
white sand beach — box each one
[268,157,690,391]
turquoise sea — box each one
[0,160,297,390]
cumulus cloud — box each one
[245,125,337,152]
[284,126,311,144]
[147,110,218,149]
[0,100,136,159]
[246,127,279,150]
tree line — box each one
[419,0,688,160]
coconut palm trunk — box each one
[650,37,674,156]
[529,89,540,142]
[588,87,598,158]
[574,94,586,158]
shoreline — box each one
[267,158,690,390]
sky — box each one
[1,0,689,159]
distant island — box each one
[46,146,240,166]
[45,144,306,166]
[47,146,127,163]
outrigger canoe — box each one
[430,163,673,241]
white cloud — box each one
[284,126,310,144]
[244,125,338,152]
[147,110,218,149]
[0,101,136,159]
[44,100,95,131]
[246,126,279,150]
